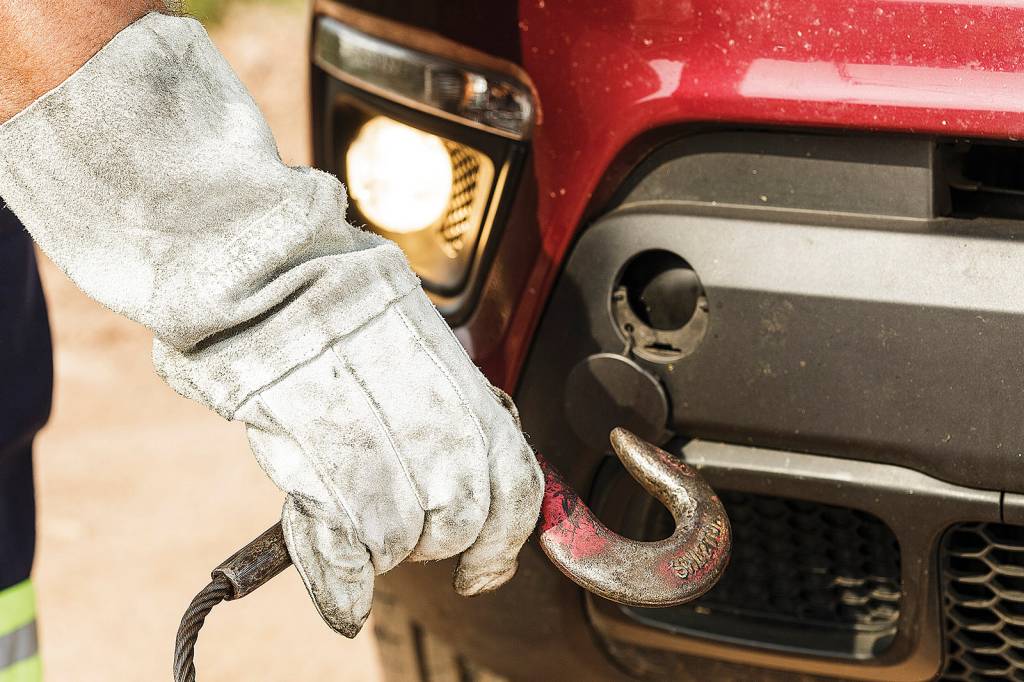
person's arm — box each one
[0,1,162,121]
[0,3,543,638]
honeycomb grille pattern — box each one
[940,522,1024,680]
[684,491,902,634]
[625,491,902,657]
[438,142,482,257]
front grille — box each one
[940,522,1024,680]
[625,490,902,659]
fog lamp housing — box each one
[312,15,532,315]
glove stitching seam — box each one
[329,345,430,513]
[393,304,490,458]
[426,303,508,414]
[229,280,418,418]
[254,393,362,536]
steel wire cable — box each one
[172,576,233,682]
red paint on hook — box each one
[536,453,610,559]
[533,432,730,607]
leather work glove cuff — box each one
[0,12,420,417]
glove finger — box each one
[389,298,544,593]
[454,414,544,596]
[282,495,375,638]
[341,299,491,563]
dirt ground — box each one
[31,4,383,680]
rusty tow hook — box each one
[536,428,731,607]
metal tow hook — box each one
[537,427,731,607]
[174,429,731,681]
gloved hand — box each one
[236,288,542,635]
[0,12,543,636]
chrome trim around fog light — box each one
[313,16,535,140]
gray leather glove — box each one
[0,12,543,637]
[236,288,541,634]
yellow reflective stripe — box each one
[0,654,41,682]
[0,582,34,637]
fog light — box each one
[346,117,453,234]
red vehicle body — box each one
[478,0,1024,388]
[309,2,1024,679]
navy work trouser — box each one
[0,201,53,677]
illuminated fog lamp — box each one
[345,117,453,234]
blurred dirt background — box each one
[31,2,384,679]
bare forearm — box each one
[0,0,164,121]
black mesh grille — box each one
[627,490,902,659]
[940,522,1024,680]
[438,142,482,257]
